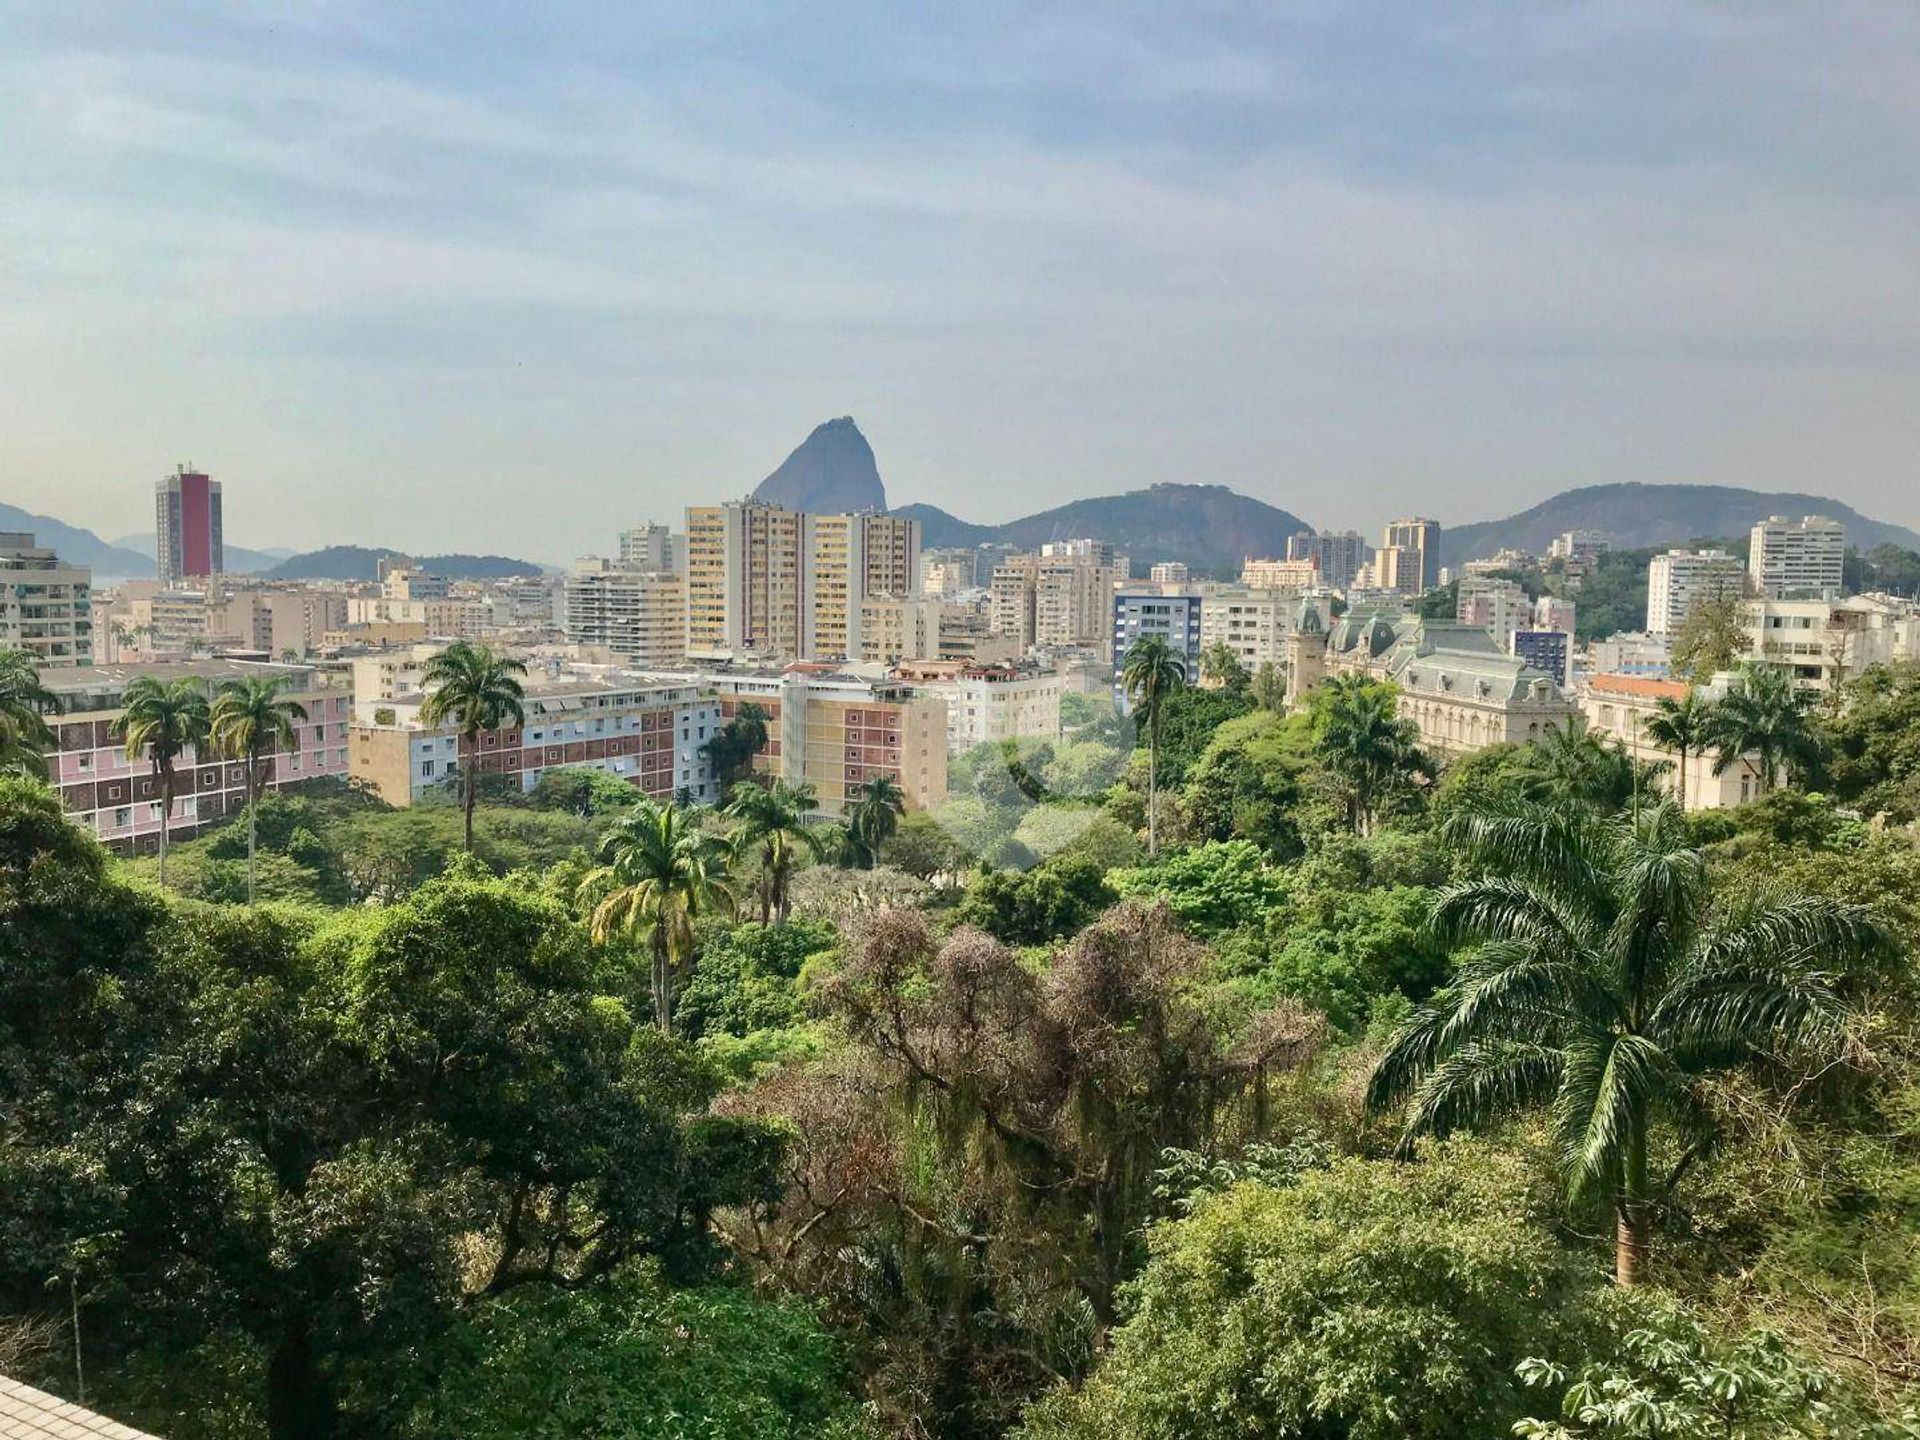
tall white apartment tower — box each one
[1749,515,1845,600]
[1646,548,1745,634]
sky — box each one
[2,1,1918,562]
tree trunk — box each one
[1146,722,1159,857]
[156,771,171,887]
[652,932,672,1033]
[1613,1117,1650,1286]
[265,1314,336,1440]
[462,749,477,852]
[247,764,261,906]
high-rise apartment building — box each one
[988,553,1122,655]
[1199,587,1329,676]
[1148,561,1190,585]
[1457,575,1531,646]
[619,522,684,574]
[1112,592,1203,709]
[1749,515,1845,600]
[0,534,92,668]
[1382,518,1441,594]
[686,501,806,659]
[684,501,919,662]
[155,466,223,584]
[563,559,687,667]
[1646,548,1745,634]
[1041,537,1126,573]
[1285,530,1370,590]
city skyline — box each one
[4,4,1920,556]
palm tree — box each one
[0,648,59,776]
[1708,663,1822,799]
[1367,796,1887,1286]
[726,778,827,922]
[1314,675,1423,835]
[847,773,906,870]
[1643,689,1715,810]
[1522,719,1665,815]
[579,800,735,1032]
[1120,634,1188,856]
[209,675,310,904]
[1198,641,1247,694]
[114,676,211,886]
[418,642,528,851]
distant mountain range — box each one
[1438,484,1920,568]
[750,416,887,513]
[261,547,548,581]
[10,443,1919,592]
[110,531,293,576]
[897,484,1315,577]
[0,503,160,579]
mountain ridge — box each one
[1439,483,1920,567]
[262,546,549,581]
[895,483,1314,578]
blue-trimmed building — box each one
[1112,592,1202,713]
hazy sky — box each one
[3,2,1918,561]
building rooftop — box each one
[1588,674,1690,701]
[41,660,319,699]
[0,1374,162,1440]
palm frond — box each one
[1555,1031,1670,1205]
[1398,1040,1564,1150]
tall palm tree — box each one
[1120,634,1188,856]
[1366,796,1887,1286]
[114,676,211,886]
[418,642,528,851]
[1708,663,1822,798]
[578,800,735,1032]
[847,773,906,870]
[0,648,59,776]
[1522,719,1665,815]
[1314,675,1423,835]
[726,778,827,923]
[1643,689,1715,810]
[209,675,310,904]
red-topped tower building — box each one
[155,464,223,584]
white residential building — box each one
[1749,515,1845,600]
[1200,587,1331,675]
[1743,593,1920,694]
[0,533,93,667]
[563,560,687,667]
[1645,549,1745,634]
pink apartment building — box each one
[44,660,351,854]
